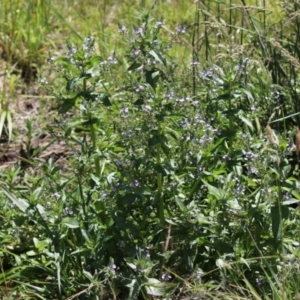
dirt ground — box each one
[0,60,72,170]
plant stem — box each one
[156,143,164,226]
[155,124,164,226]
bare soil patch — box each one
[0,60,71,170]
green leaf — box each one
[61,217,80,228]
[125,262,137,270]
[148,135,166,146]
[165,126,180,140]
[36,204,46,215]
[195,213,211,224]
[127,278,141,300]
[271,205,289,243]
[89,55,103,65]
[145,70,160,90]
[1,188,29,212]
[282,199,299,206]
[81,229,91,242]
[96,93,111,106]
[134,98,144,105]
[81,118,99,126]
[154,164,168,176]
[26,250,37,256]
[149,50,166,66]
[66,77,80,91]
[210,137,226,151]
[59,97,77,114]
[239,88,254,101]
[0,110,7,139]
[238,114,254,131]
[120,193,141,205]
[227,199,242,210]
[291,191,300,200]
[144,278,177,296]
[202,180,225,200]
[83,270,93,280]
[33,238,50,251]
[86,66,100,77]
[6,110,12,141]
[55,56,71,64]
[128,61,142,71]
[175,196,187,212]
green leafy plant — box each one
[2,1,300,299]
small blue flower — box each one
[175,25,187,34]
[108,55,117,65]
[120,107,130,118]
[130,180,140,188]
[123,130,133,138]
[118,25,127,34]
[155,21,164,28]
[190,61,199,67]
[161,273,172,281]
[135,28,143,36]
[132,48,141,58]
[40,77,48,85]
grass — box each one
[1,0,300,299]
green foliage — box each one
[2,1,300,299]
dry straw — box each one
[269,38,300,71]
[266,124,275,144]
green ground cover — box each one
[1,0,300,299]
